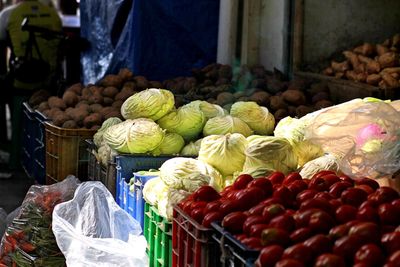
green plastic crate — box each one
[144,202,172,267]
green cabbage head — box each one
[243,136,298,175]
[103,118,165,154]
[274,116,323,167]
[142,177,168,206]
[159,157,223,192]
[151,133,185,156]
[230,101,275,135]
[203,115,253,137]
[157,188,191,221]
[121,88,175,120]
[188,100,228,119]
[180,139,203,156]
[93,117,122,147]
[157,103,206,142]
[198,133,247,177]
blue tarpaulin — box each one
[81,0,220,84]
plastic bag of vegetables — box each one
[159,157,223,192]
[230,101,275,135]
[198,133,247,177]
[121,88,175,121]
[103,118,165,154]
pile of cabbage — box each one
[95,88,277,161]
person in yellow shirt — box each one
[0,0,62,170]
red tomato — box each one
[314,254,346,267]
[287,180,308,196]
[296,189,318,204]
[312,170,336,179]
[283,172,302,185]
[243,215,266,235]
[267,171,285,185]
[369,187,399,204]
[355,177,380,190]
[202,211,223,228]
[308,210,335,233]
[261,228,290,247]
[249,224,269,238]
[282,243,313,265]
[293,208,321,228]
[308,177,330,192]
[273,185,295,207]
[289,227,313,243]
[191,201,207,210]
[388,250,400,264]
[255,245,284,267]
[314,191,334,201]
[235,187,266,210]
[299,197,333,215]
[241,237,262,250]
[182,200,194,214]
[219,199,240,215]
[190,208,204,224]
[338,174,355,185]
[335,204,357,223]
[348,222,380,244]
[225,189,239,200]
[269,214,295,232]
[320,173,341,187]
[333,235,364,261]
[355,184,375,195]
[354,244,384,266]
[328,224,351,241]
[233,174,254,189]
[222,211,247,233]
[378,203,400,225]
[203,200,221,214]
[341,188,368,206]
[303,234,332,256]
[248,203,266,216]
[357,206,379,223]
[381,232,400,254]
[275,259,305,267]
[247,178,273,197]
[329,181,353,198]
[262,203,285,221]
[193,185,220,202]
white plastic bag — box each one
[52,182,148,267]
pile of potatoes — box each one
[323,34,400,89]
[164,64,334,122]
[31,68,161,129]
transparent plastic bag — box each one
[305,101,400,179]
[52,181,148,267]
[0,176,80,267]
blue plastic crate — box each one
[211,222,259,267]
[134,172,159,228]
[115,155,174,208]
[32,111,50,184]
[21,102,35,178]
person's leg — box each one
[9,95,28,170]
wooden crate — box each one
[294,71,399,103]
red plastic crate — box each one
[172,206,219,267]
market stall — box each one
[1,0,400,267]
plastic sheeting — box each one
[81,0,220,84]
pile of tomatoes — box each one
[179,170,400,267]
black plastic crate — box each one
[211,222,259,267]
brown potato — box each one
[118,68,134,81]
[378,52,399,69]
[331,61,350,73]
[353,43,374,56]
[62,91,79,107]
[322,67,334,76]
[366,74,381,86]
[102,86,119,98]
[48,96,66,110]
[376,44,389,56]
[269,95,288,111]
[314,100,333,110]
[282,90,306,105]
[295,105,314,118]
[382,73,400,88]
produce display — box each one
[179,171,400,267]
[322,34,400,89]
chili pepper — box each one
[19,242,35,253]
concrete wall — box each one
[259,0,290,73]
[303,0,400,69]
